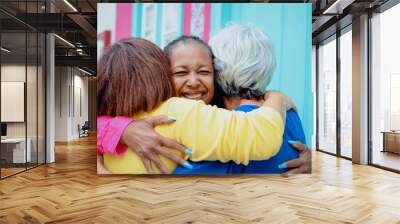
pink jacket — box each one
[97,116,133,155]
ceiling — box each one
[311,0,390,44]
[0,0,98,73]
[0,0,395,74]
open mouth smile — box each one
[182,92,206,100]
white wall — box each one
[1,65,25,129]
[1,82,25,122]
[71,73,89,138]
[1,63,46,164]
[55,67,69,141]
[1,65,38,138]
[54,67,89,141]
[1,65,25,81]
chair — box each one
[78,121,90,138]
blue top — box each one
[173,105,305,174]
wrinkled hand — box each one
[121,115,189,174]
[282,141,311,176]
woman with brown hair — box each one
[97,37,294,174]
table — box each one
[381,131,400,155]
[1,138,31,163]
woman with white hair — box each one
[211,24,276,102]
[217,24,309,173]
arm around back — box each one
[165,98,284,165]
[103,97,285,173]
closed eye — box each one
[173,71,188,76]
[198,71,211,75]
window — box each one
[317,36,337,154]
[390,74,400,130]
[0,1,46,179]
[371,2,400,171]
[339,28,352,158]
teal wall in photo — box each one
[210,3,313,145]
[133,3,142,37]
[156,4,162,46]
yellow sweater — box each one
[103,97,284,174]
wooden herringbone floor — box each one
[0,135,400,224]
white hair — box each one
[209,24,276,98]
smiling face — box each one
[169,42,215,104]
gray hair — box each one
[209,24,276,99]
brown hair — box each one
[97,38,174,116]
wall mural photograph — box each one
[97,3,313,175]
